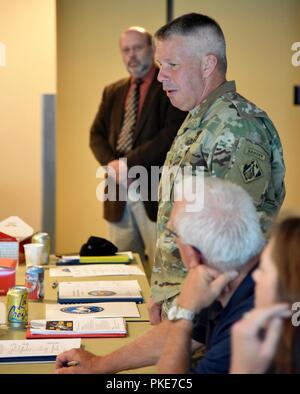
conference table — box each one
[0,254,156,374]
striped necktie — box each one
[116,79,142,155]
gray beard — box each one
[128,62,151,78]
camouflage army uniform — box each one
[151,81,285,307]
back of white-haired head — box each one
[173,177,265,271]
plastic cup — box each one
[24,243,44,267]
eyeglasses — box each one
[165,225,204,260]
[165,226,179,238]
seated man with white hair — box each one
[157,176,264,373]
[55,177,264,374]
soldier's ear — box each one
[202,54,218,77]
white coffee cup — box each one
[24,243,44,266]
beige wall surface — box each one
[57,0,300,253]
[56,0,166,253]
[0,0,56,231]
[175,0,300,213]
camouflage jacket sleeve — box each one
[191,95,285,234]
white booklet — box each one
[46,302,140,319]
[27,318,126,338]
[57,280,143,303]
[50,265,144,278]
[0,338,81,364]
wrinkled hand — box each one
[148,297,162,325]
[177,265,238,313]
[55,348,100,374]
[230,304,290,374]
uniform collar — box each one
[190,80,236,118]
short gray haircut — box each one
[155,13,227,74]
[173,177,265,271]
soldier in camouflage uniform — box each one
[149,13,285,323]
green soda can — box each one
[7,286,28,328]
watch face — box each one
[168,305,195,321]
[168,306,177,320]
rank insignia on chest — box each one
[241,160,263,183]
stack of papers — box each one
[57,280,143,303]
[46,302,140,319]
[26,317,127,339]
[0,338,81,364]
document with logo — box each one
[26,317,127,339]
[46,302,140,319]
[57,280,143,303]
[49,267,73,277]
[0,338,81,364]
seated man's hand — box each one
[55,348,100,374]
[178,265,238,313]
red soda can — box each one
[25,266,45,300]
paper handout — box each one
[57,280,143,303]
[50,265,144,278]
[0,338,81,364]
[46,302,140,319]
[49,267,73,277]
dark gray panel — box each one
[167,0,174,22]
[294,86,300,105]
[41,94,56,253]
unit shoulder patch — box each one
[241,160,263,183]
